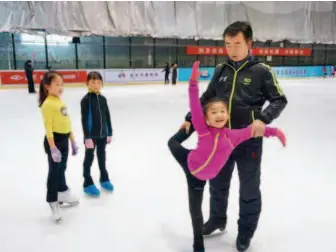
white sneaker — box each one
[49,202,62,222]
[58,190,79,206]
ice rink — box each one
[0,78,335,252]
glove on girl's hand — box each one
[71,140,79,155]
[189,61,201,84]
[51,147,62,163]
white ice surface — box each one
[0,79,335,252]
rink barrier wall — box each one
[177,65,333,81]
[0,66,333,88]
[0,69,166,86]
[0,70,87,85]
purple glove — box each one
[50,147,62,163]
[71,140,79,156]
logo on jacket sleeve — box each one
[243,77,251,85]
[219,76,228,82]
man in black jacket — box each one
[179,21,288,251]
[24,60,35,93]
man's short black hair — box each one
[223,21,253,42]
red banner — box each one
[186,46,312,56]
[57,71,87,83]
[0,70,87,85]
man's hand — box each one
[180,121,191,134]
[251,119,266,138]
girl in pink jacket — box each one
[167,61,286,252]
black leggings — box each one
[168,129,206,251]
[83,137,110,187]
[44,133,69,203]
[164,73,169,84]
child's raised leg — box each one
[168,128,193,167]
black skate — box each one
[236,234,251,252]
[202,220,226,236]
[193,239,204,252]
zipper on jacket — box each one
[251,110,255,122]
[225,61,249,129]
[96,94,103,138]
[191,133,220,176]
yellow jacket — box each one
[41,96,72,138]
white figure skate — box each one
[49,202,62,222]
[58,190,79,206]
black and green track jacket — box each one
[185,55,288,129]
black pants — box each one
[178,125,263,238]
[44,134,69,203]
[26,73,35,93]
[164,73,169,84]
[168,129,206,250]
[172,75,177,85]
[83,138,110,188]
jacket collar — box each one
[47,95,60,100]
[226,54,260,70]
[88,89,100,95]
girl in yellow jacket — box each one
[39,71,79,222]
